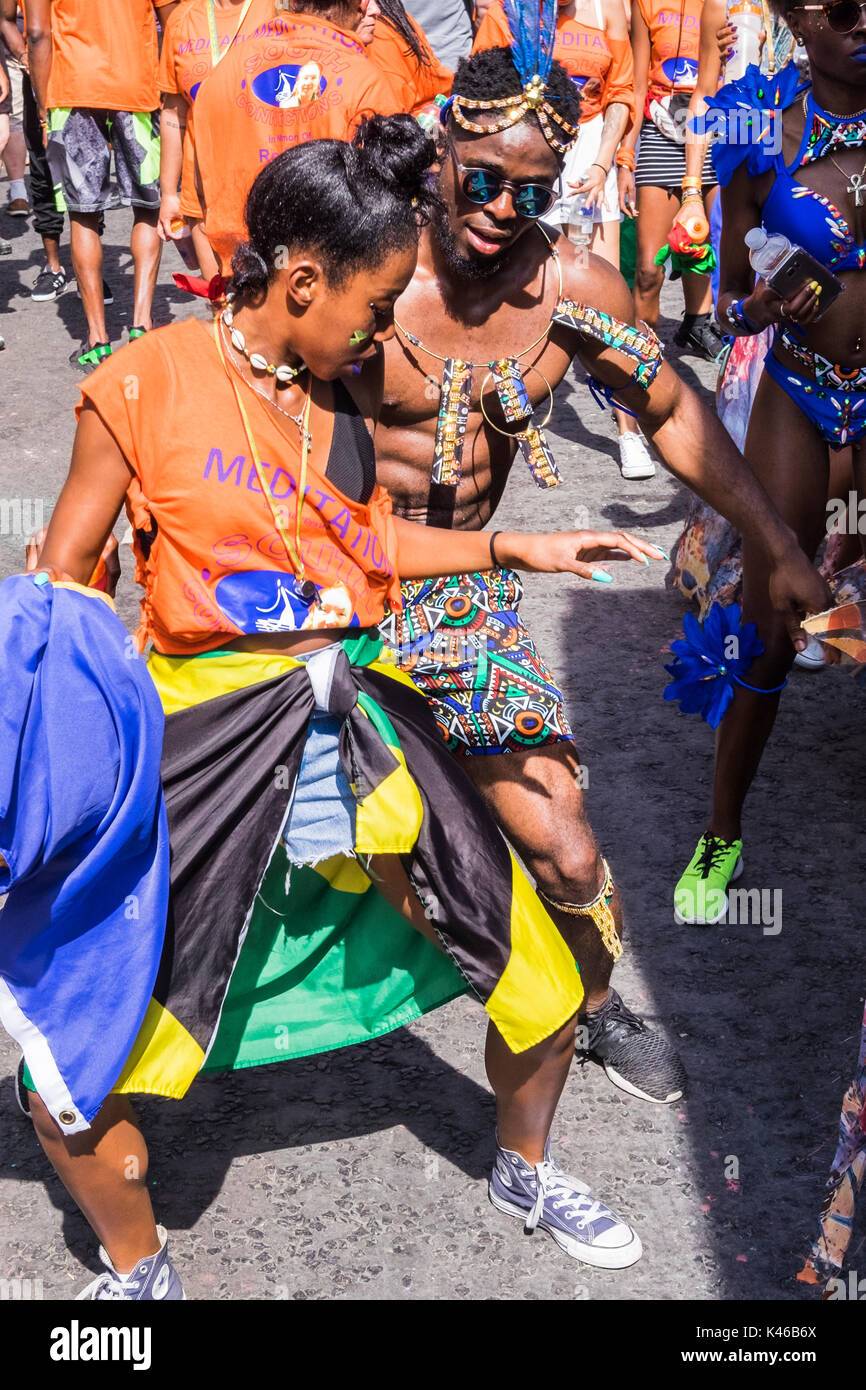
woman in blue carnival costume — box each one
[5,114,667,1300]
[674,1,866,923]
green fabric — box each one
[204,842,465,1071]
[131,110,161,185]
[20,629,463,1097]
[620,214,637,291]
[21,845,466,1093]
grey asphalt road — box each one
[1,204,863,1302]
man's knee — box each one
[527,838,603,905]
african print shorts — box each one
[379,568,574,756]
[46,108,161,214]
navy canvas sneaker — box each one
[489,1141,642,1269]
[76,1227,185,1300]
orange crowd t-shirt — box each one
[159,0,273,220]
[193,11,408,268]
[367,13,452,115]
[472,0,634,125]
[47,0,160,112]
[78,320,402,656]
[638,0,704,101]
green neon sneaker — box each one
[69,340,112,373]
[674,834,743,926]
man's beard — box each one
[430,196,508,281]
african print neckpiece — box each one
[394,228,565,491]
[800,90,866,167]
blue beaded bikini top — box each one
[702,62,866,272]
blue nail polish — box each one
[33,572,50,587]
[591,570,613,584]
[654,545,671,561]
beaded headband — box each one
[444,0,579,156]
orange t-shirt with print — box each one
[637,0,704,101]
[159,0,272,220]
[47,0,160,112]
[472,0,634,125]
[367,13,452,115]
[193,11,408,268]
[78,320,402,656]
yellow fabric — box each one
[52,580,115,610]
[147,646,413,715]
[354,738,424,855]
[485,856,584,1054]
[310,854,372,896]
[148,648,304,715]
[147,646,581,1058]
[113,998,205,1100]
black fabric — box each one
[155,649,519,1048]
[326,380,376,506]
[22,72,64,241]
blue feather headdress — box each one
[503,0,557,87]
[447,0,579,155]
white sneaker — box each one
[618,432,655,480]
[793,635,826,671]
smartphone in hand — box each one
[766,248,844,321]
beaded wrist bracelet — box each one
[725,298,762,335]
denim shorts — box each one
[281,645,356,865]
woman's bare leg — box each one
[365,855,577,1164]
[633,184,680,327]
[28,1091,159,1275]
[709,370,830,841]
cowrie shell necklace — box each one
[222,306,306,386]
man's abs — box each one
[376,414,514,530]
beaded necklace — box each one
[800,89,866,167]
[394,227,565,490]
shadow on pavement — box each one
[555,575,866,1301]
[0,1025,495,1273]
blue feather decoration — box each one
[502,0,558,87]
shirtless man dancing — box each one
[376,35,829,1105]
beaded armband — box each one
[553,299,664,389]
[725,298,762,335]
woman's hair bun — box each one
[352,114,436,205]
[230,242,271,297]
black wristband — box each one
[490,531,502,569]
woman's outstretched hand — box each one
[502,530,667,584]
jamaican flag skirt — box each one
[98,632,582,1102]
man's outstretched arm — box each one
[559,250,831,645]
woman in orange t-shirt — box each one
[617,0,722,358]
[26,114,655,1299]
[366,0,453,114]
[157,0,271,285]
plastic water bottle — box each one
[745,227,792,276]
[566,201,594,248]
[725,0,763,82]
